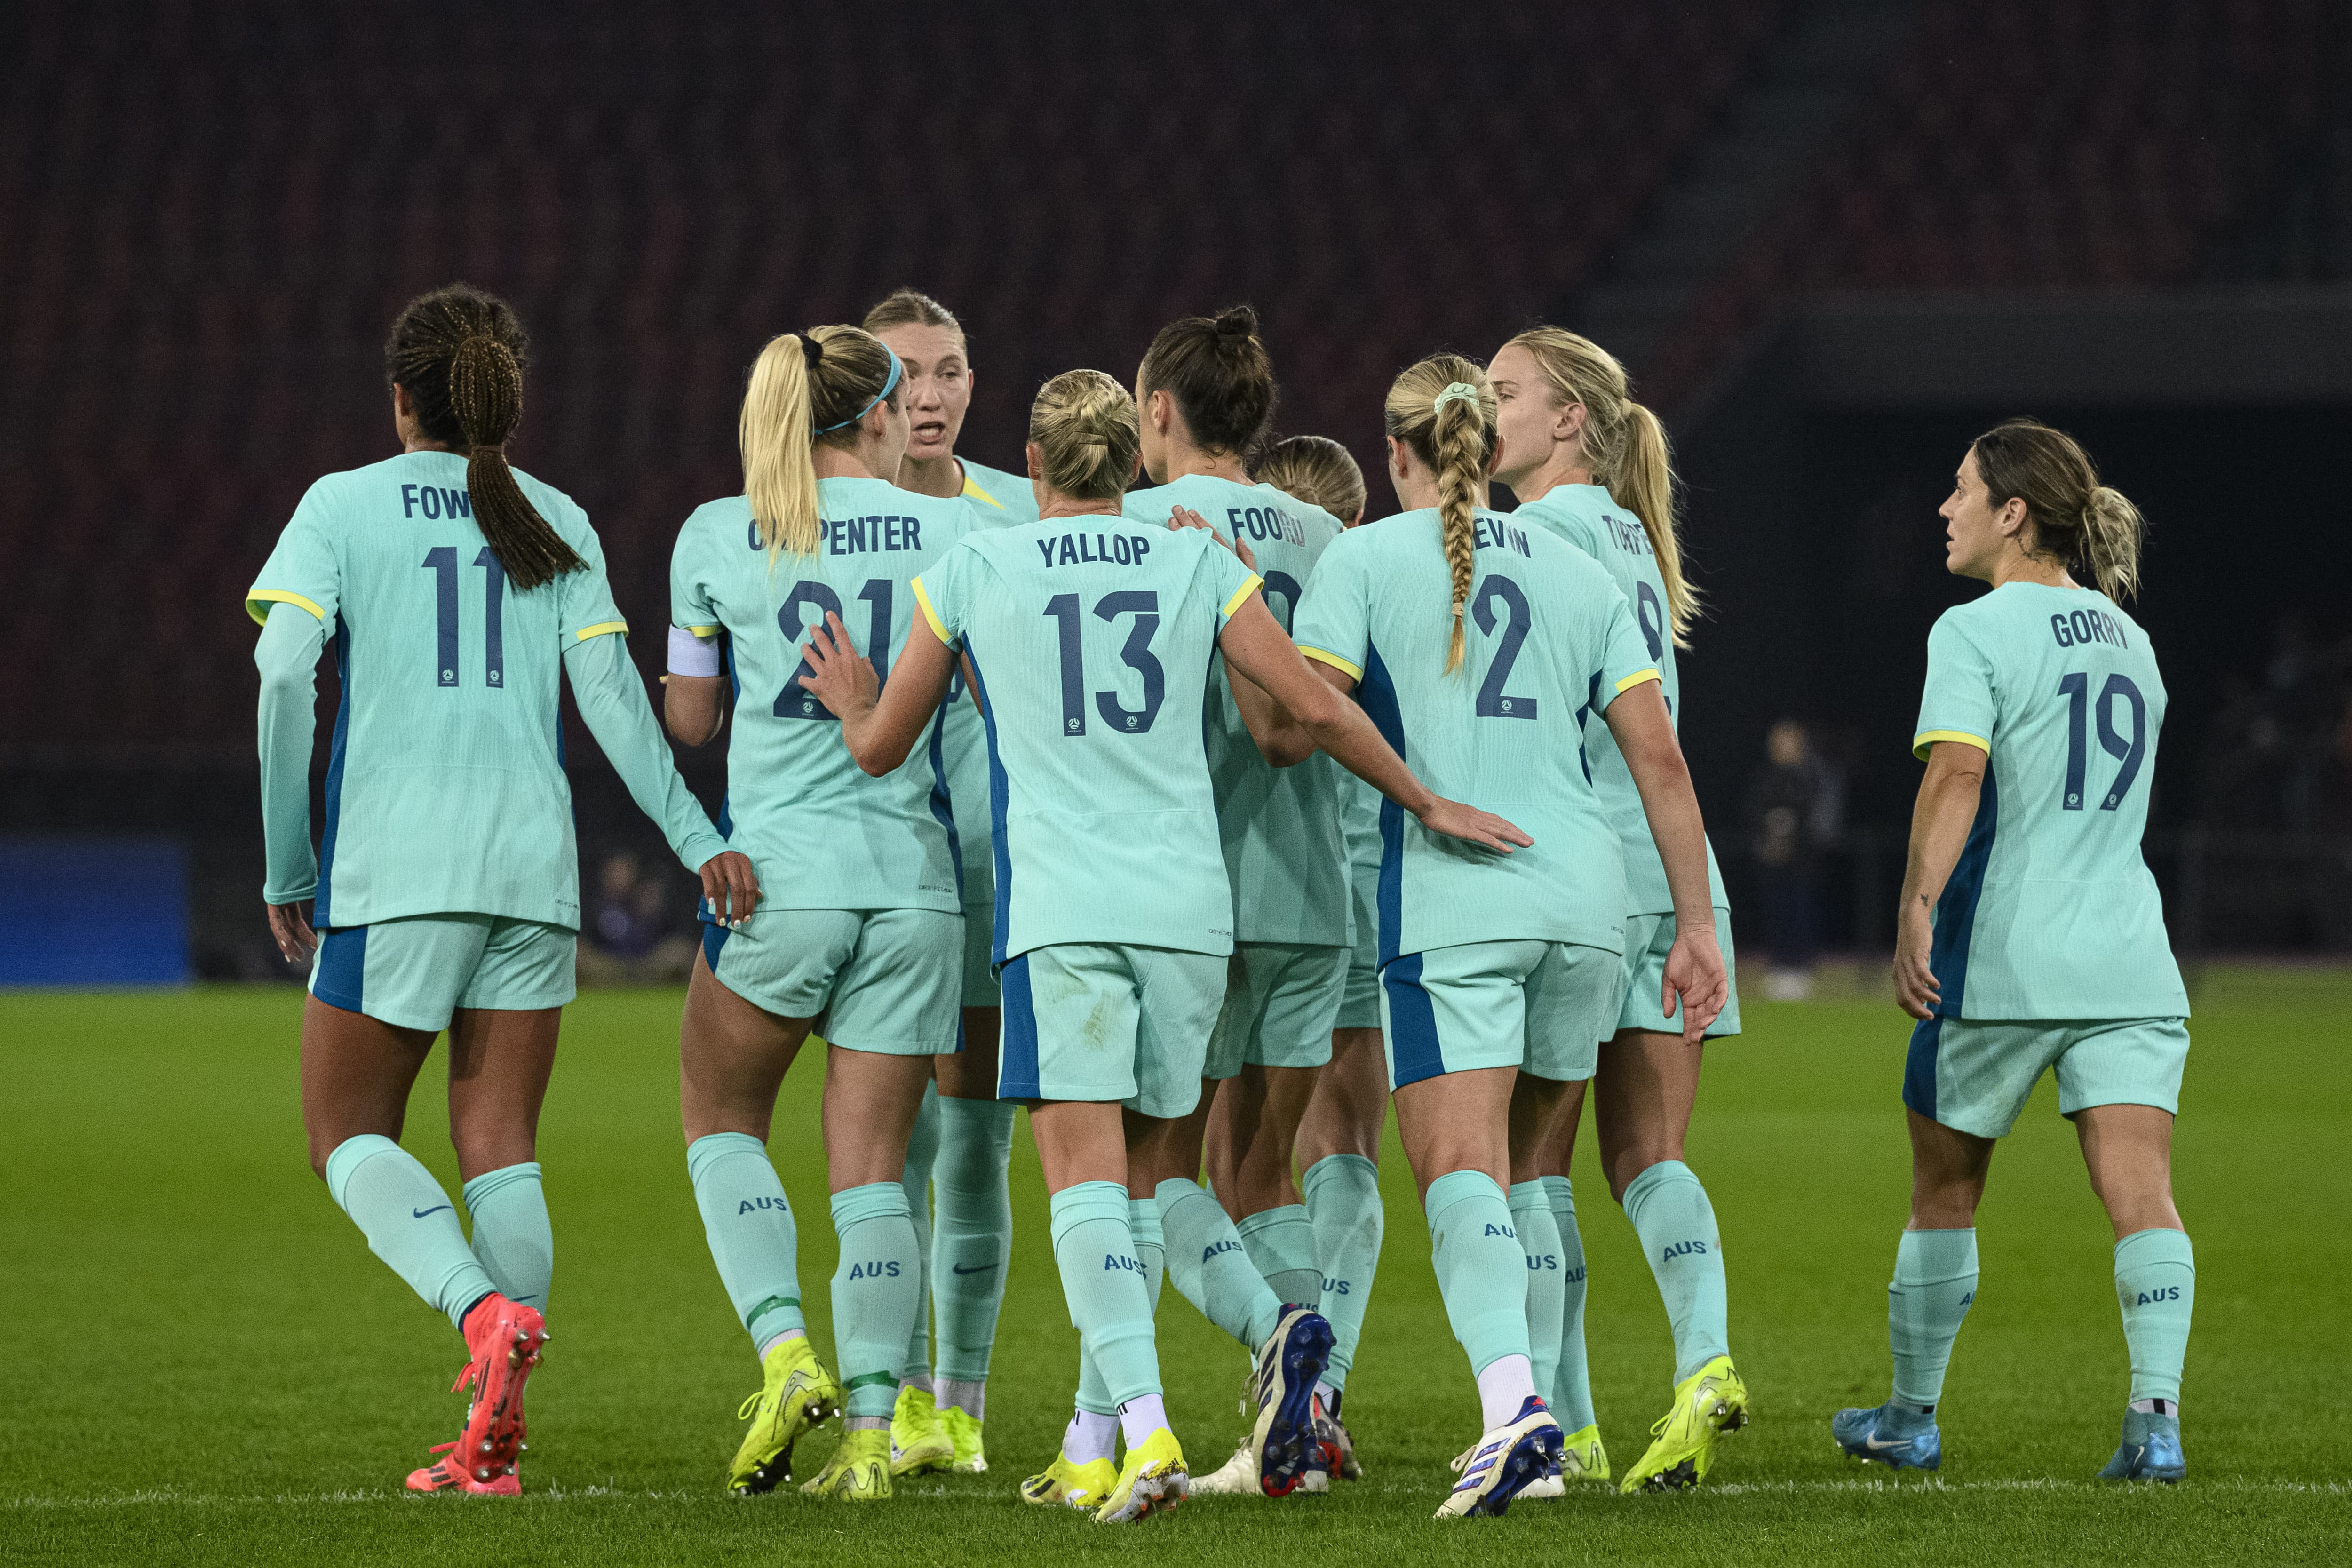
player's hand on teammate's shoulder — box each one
[1169,505,1256,572]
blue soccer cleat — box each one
[1246,1305,1335,1497]
[1438,1396,1566,1519]
[1831,1401,1942,1472]
[2098,1410,2185,1483]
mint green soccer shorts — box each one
[1379,939,1626,1090]
[1204,942,1349,1078]
[701,907,962,1056]
[1903,1014,2191,1139]
[310,914,575,1032]
[998,943,1226,1119]
[1336,921,1381,1031]
[1616,908,1742,1038]
[961,896,1001,1008]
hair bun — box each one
[1214,305,1258,340]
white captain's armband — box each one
[668,624,724,677]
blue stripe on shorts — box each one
[1382,950,1444,1088]
[998,953,1040,1099]
[313,924,367,1013]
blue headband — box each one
[816,345,904,433]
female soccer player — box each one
[1290,355,1728,1519]
[664,324,975,1503]
[1254,433,1383,1485]
[1116,311,1355,1498]
[1488,327,1745,1492]
[798,368,1525,1522]
[249,283,757,1496]
[1832,421,2193,1484]
[859,287,1032,1476]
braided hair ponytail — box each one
[385,284,584,591]
[1384,355,1498,673]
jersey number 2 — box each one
[423,547,506,688]
[1472,575,1539,719]
[2058,671,2146,810]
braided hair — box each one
[384,285,583,592]
[1384,355,1497,673]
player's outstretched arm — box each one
[1605,680,1726,1042]
[254,601,324,962]
[798,610,956,777]
[1893,740,1988,1021]
[565,630,760,925]
[1220,595,1532,855]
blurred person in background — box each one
[1745,719,1836,1000]
[860,287,1031,1478]
[575,852,698,987]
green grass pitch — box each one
[4,973,2347,1565]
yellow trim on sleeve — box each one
[246,589,324,627]
[1299,646,1363,681]
[959,471,1008,510]
[911,577,952,645]
[573,620,628,642]
[1913,729,1991,761]
[1614,667,1663,694]
[1221,573,1265,619]
[683,624,720,638]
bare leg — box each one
[1592,1028,1702,1201]
[1507,1072,1574,1186]
[1391,1065,1516,1199]
[821,1044,937,1193]
[936,1005,1001,1099]
[1203,1063,1321,1218]
[445,1006,561,1182]
[1125,1084,1217,1194]
[2074,1104,2182,1238]
[1297,1027,1386,1167]
[1028,1100,1128,1193]
[1907,1108,1995,1229]
[299,995,434,1178]
[678,950,813,1145]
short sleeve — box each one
[1914,613,1997,759]
[913,539,974,648]
[555,509,628,644]
[1591,581,1661,711]
[1291,533,1371,680]
[669,513,723,636]
[246,479,342,627]
[1206,541,1262,630]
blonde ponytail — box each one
[740,325,903,563]
[1383,355,1497,674]
[1969,418,2147,604]
[1504,327,1701,647]
[1257,434,1367,525]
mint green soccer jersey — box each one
[1292,507,1658,961]
[670,476,979,915]
[1124,476,1351,946]
[1515,486,1728,916]
[913,518,1262,963]
[244,451,630,930]
[959,458,1041,524]
[1912,582,2188,1020]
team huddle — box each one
[248,282,2198,1523]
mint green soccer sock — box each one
[461,1161,551,1313]
[899,1084,940,1389]
[1509,1181,1565,1409]
[1237,1202,1322,1308]
[1129,1196,1166,1314]
[1623,1159,1730,1381]
[1157,1178,1285,1350]
[830,1182,921,1419]
[1423,1169,1531,1377]
[1303,1153,1383,1392]
[1052,1181,1162,1408]
[686,1132,805,1352]
[324,1134,498,1330]
[2114,1228,2194,1405]
[1542,1174,1597,1431]
[1889,1228,1979,1411]
[933,1096,1017,1383]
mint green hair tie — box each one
[1433,381,1482,412]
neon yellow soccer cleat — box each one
[939,1404,988,1474]
[1093,1427,1189,1524]
[801,1427,892,1500]
[1559,1422,1611,1482]
[726,1337,842,1495]
[890,1384,955,1478]
[1619,1355,1748,1493]
[1019,1452,1117,1511]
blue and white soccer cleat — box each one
[1437,1396,1566,1519]
[1246,1305,1335,1497]
[1830,1401,1942,1472]
[2098,1410,2185,1483]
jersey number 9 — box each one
[2058,670,2147,811]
